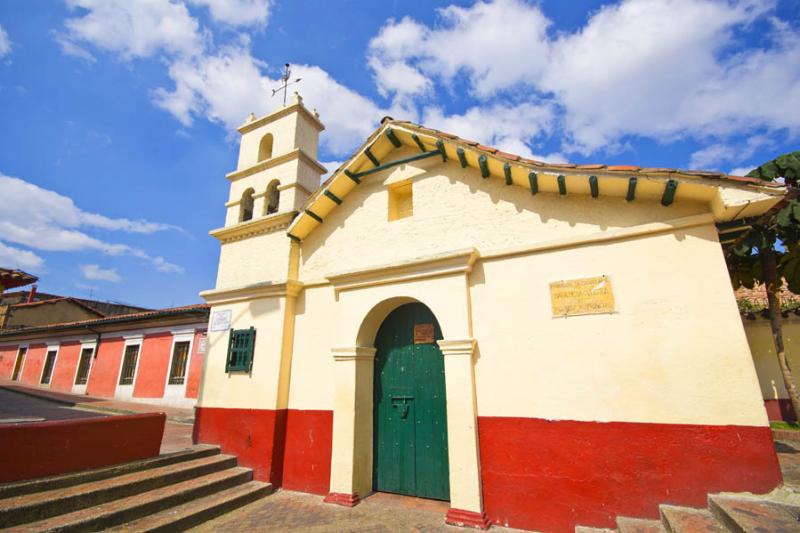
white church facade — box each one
[192,94,784,532]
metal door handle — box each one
[391,396,413,419]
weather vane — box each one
[272,63,302,106]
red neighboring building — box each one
[0,304,209,408]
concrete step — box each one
[5,467,254,533]
[616,516,666,533]
[0,445,219,499]
[0,453,236,527]
[659,505,725,533]
[709,494,800,533]
[105,480,272,532]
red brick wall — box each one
[86,337,124,398]
[133,332,172,398]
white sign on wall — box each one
[209,310,232,332]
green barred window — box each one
[226,327,256,372]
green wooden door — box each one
[373,303,450,500]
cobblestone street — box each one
[190,491,525,533]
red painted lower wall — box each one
[50,342,80,392]
[764,399,797,422]
[133,333,171,398]
[193,407,333,493]
[193,406,287,483]
[478,417,783,533]
[86,337,124,398]
[0,412,165,483]
[0,345,18,379]
[282,410,333,495]
[20,344,45,385]
[184,331,206,399]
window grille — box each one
[40,350,57,384]
[168,341,191,385]
[75,347,93,385]
[119,344,140,385]
[226,327,255,372]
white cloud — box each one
[689,135,772,169]
[81,264,122,282]
[62,0,205,60]
[369,0,799,159]
[0,173,184,273]
[0,25,12,58]
[0,242,44,272]
[729,166,755,177]
[368,1,551,98]
[423,102,555,160]
[189,0,271,27]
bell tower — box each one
[224,92,326,227]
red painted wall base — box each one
[193,406,332,493]
[323,492,361,507]
[446,509,490,529]
[764,399,797,422]
[478,417,783,533]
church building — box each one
[193,94,785,532]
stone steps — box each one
[575,496,800,533]
[0,445,271,532]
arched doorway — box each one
[372,302,450,501]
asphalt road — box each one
[0,388,106,423]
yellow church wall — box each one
[298,149,710,283]
[197,297,289,410]
[470,222,768,427]
[743,318,800,400]
[215,230,292,289]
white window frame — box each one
[12,344,29,382]
[39,343,60,388]
[115,335,143,400]
[72,340,97,395]
[163,330,195,404]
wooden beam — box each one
[626,177,637,202]
[350,150,441,179]
[457,148,468,168]
[589,175,599,198]
[661,179,678,206]
[436,139,447,162]
[528,171,538,195]
[323,190,342,205]
[557,175,567,196]
[411,134,426,152]
[344,169,361,184]
[504,163,513,185]
[478,155,489,178]
[287,233,301,242]
[386,128,401,147]
[365,147,380,167]
[305,209,323,224]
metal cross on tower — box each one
[272,63,302,106]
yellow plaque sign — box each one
[550,276,615,317]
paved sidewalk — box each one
[189,490,525,533]
[0,380,194,454]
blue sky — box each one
[0,0,798,309]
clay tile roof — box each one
[606,165,641,172]
[550,163,577,169]
[638,167,675,173]
[476,144,498,154]
[495,151,520,161]
[518,157,546,166]
[576,164,607,170]
[0,268,38,290]
[0,303,210,337]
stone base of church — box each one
[193,406,332,493]
[323,492,361,507]
[445,509,490,529]
[477,416,783,532]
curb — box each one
[0,385,77,406]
